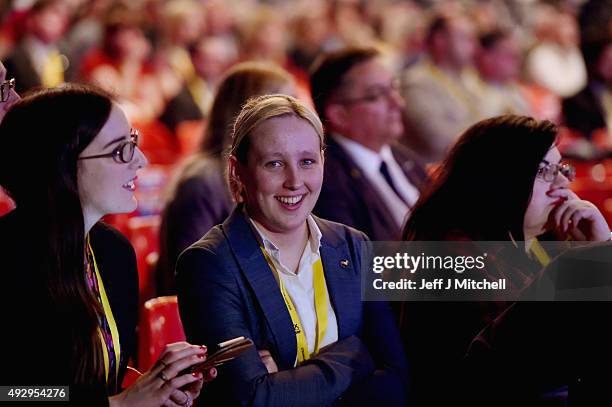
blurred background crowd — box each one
[2,0,612,302]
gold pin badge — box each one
[340,259,349,268]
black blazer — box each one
[0,211,138,406]
[314,136,429,241]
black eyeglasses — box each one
[79,129,139,164]
[1,78,15,102]
[536,162,576,183]
[337,77,400,106]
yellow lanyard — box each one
[426,62,481,118]
[528,238,551,267]
[41,51,64,88]
[260,248,329,364]
[86,236,121,385]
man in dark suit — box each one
[3,0,69,94]
[310,46,429,241]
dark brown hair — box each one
[0,84,114,385]
[403,115,558,241]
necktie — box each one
[380,161,409,206]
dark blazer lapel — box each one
[391,144,429,191]
[221,208,297,368]
[315,217,355,339]
[328,136,399,236]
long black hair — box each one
[0,84,114,384]
[403,115,558,241]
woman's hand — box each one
[258,349,278,374]
[109,342,216,407]
[547,188,610,241]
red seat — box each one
[176,119,206,157]
[128,215,161,303]
[137,295,186,372]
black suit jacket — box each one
[314,136,429,241]
[0,211,138,406]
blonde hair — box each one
[228,94,324,201]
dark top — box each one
[157,156,233,295]
[465,241,612,406]
[314,136,429,241]
[0,210,138,406]
[3,43,44,94]
[176,207,409,407]
[562,82,606,140]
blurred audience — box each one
[3,0,70,93]
[562,34,612,155]
[525,7,587,98]
[400,13,480,163]
[79,3,163,124]
[471,29,531,118]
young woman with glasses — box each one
[399,114,610,406]
[0,84,215,406]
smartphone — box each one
[186,336,254,374]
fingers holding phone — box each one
[109,342,212,407]
[258,349,278,374]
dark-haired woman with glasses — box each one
[399,115,610,406]
[0,84,215,406]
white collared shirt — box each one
[333,134,420,228]
[249,216,339,362]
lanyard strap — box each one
[528,238,551,267]
[260,248,329,364]
[426,63,481,118]
[87,236,122,385]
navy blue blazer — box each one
[176,208,409,407]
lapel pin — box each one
[340,259,349,268]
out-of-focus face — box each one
[523,146,570,240]
[479,37,521,83]
[234,115,324,235]
[29,3,70,44]
[192,38,235,81]
[447,19,477,67]
[113,26,151,61]
[78,104,148,221]
[333,58,404,152]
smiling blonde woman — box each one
[176,94,409,407]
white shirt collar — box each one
[333,133,399,176]
[249,215,322,258]
[333,133,392,176]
